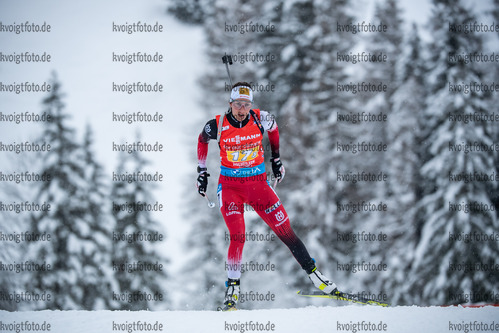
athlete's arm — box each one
[197,119,217,196]
[197,119,217,170]
[260,111,279,159]
[260,111,284,182]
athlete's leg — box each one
[247,180,338,293]
[247,181,316,274]
[218,182,246,279]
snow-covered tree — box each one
[110,148,169,310]
[381,24,427,304]
[342,0,405,296]
[78,125,115,309]
[489,0,499,216]
[28,73,113,309]
[167,0,212,24]
[0,157,38,311]
[0,199,22,311]
[407,0,499,305]
[275,0,359,290]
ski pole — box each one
[222,54,233,88]
[204,193,216,208]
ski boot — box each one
[308,267,338,295]
[217,278,240,311]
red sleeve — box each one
[267,124,280,159]
[197,119,217,170]
[197,133,209,169]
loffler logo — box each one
[226,201,241,216]
[228,202,239,211]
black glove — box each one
[196,167,210,197]
[270,157,285,183]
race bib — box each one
[226,146,259,163]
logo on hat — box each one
[239,87,250,96]
[230,85,253,102]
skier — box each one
[197,82,337,311]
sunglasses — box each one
[232,101,252,109]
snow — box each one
[1,305,498,333]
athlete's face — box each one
[230,100,252,122]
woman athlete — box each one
[196,82,337,311]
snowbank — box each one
[1,305,498,333]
